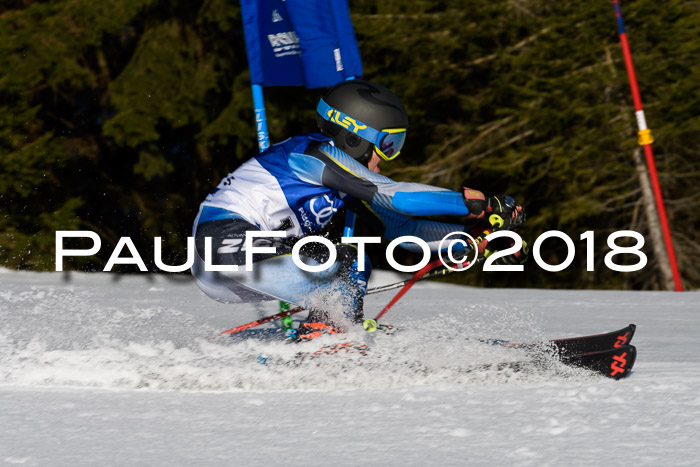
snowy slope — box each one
[1,269,699,466]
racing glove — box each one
[462,187,525,230]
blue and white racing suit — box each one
[192,133,473,322]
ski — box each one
[561,344,636,380]
[270,325,638,380]
[508,324,636,356]
[450,343,637,380]
[263,340,637,380]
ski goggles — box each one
[317,98,407,161]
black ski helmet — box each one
[317,80,409,164]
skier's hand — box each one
[462,188,525,230]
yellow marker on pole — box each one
[637,129,654,146]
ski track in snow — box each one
[0,269,699,466]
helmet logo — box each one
[327,109,367,134]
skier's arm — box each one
[290,141,525,229]
[346,198,470,253]
[376,204,469,253]
[290,142,470,217]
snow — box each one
[1,268,699,466]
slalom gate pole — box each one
[214,256,481,337]
[251,84,270,151]
[252,83,296,324]
[612,0,683,291]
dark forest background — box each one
[1,0,699,289]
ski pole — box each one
[366,256,483,295]
[362,255,484,332]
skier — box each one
[192,79,526,339]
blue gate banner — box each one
[241,0,363,88]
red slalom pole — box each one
[612,0,683,291]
